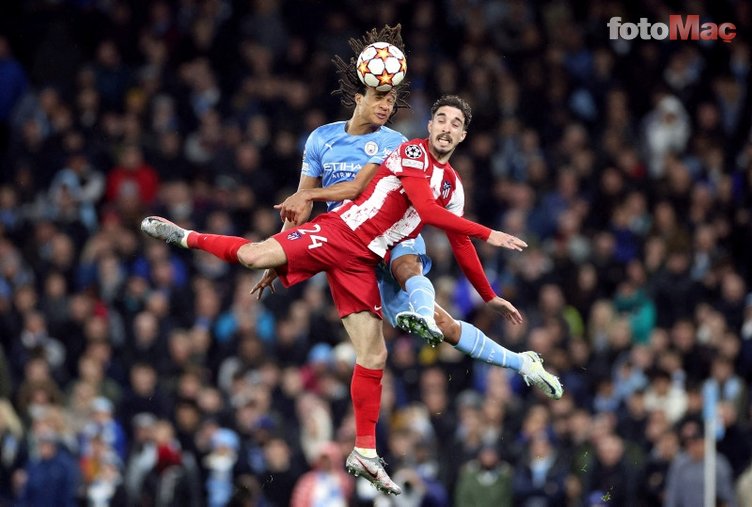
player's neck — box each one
[346,117,380,136]
[428,146,453,165]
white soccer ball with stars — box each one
[356,42,407,92]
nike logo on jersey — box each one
[374,305,382,311]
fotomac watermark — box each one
[608,15,736,43]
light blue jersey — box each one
[302,121,406,210]
[301,121,429,326]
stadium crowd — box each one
[1,0,752,506]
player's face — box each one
[427,106,467,158]
[354,88,397,126]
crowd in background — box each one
[1,0,752,505]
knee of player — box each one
[373,347,388,367]
[391,254,423,288]
[360,347,387,369]
[237,243,260,268]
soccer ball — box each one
[356,42,407,92]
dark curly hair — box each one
[430,95,472,130]
[331,24,410,117]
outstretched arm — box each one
[276,163,380,224]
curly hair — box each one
[331,24,410,117]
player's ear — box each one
[354,93,363,106]
[459,130,467,143]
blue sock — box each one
[455,321,523,371]
[404,275,435,320]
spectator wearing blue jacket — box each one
[18,430,79,507]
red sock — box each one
[351,364,383,449]
[187,232,248,263]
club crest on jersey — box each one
[405,144,423,159]
[287,231,302,240]
[364,141,378,156]
[441,180,452,199]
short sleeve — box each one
[384,141,429,179]
[301,131,323,178]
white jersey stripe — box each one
[447,177,465,216]
[340,175,402,230]
[430,167,444,198]
[366,207,422,257]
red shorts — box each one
[272,214,383,319]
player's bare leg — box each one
[340,312,401,495]
[341,311,387,370]
[141,216,287,269]
[235,239,287,270]
[433,303,461,344]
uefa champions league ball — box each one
[356,42,407,92]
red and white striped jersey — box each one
[333,138,465,258]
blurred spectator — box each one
[612,279,656,345]
[716,401,752,479]
[664,419,737,507]
[256,436,303,507]
[93,40,130,112]
[48,150,104,233]
[14,311,66,382]
[204,428,239,507]
[15,355,64,421]
[120,362,169,425]
[75,353,122,406]
[643,368,688,425]
[512,432,568,506]
[297,392,334,466]
[81,397,127,462]
[642,95,690,179]
[641,429,680,506]
[17,429,80,507]
[123,412,157,506]
[105,144,159,206]
[454,444,513,507]
[290,441,353,507]
[85,449,126,507]
[581,433,641,506]
[140,419,200,507]
[79,431,126,506]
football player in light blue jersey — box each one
[300,120,406,211]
